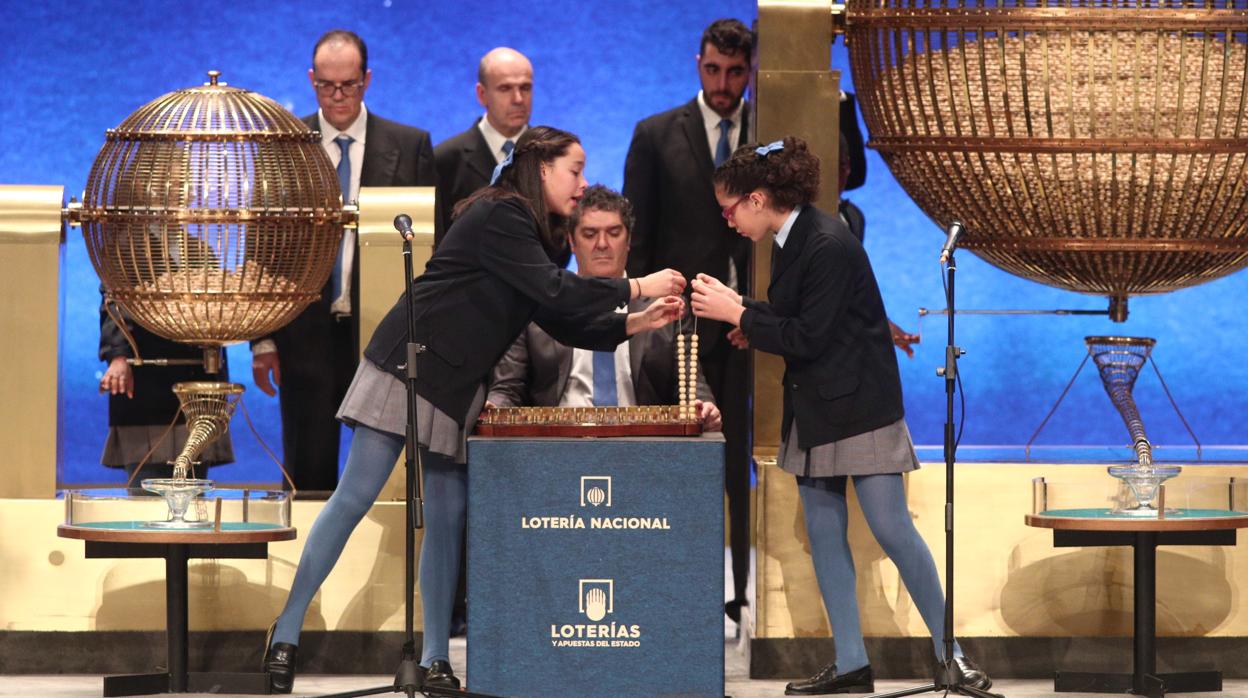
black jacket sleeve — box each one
[622,122,658,278]
[532,307,628,353]
[740,240,852,362]
[477,202,630,314]
[99,289,134,363]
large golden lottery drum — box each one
[72,71,350,353]
[845,0,1248,318]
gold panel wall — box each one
[356,186,436,502]
[0,186,64,498]
[9,464,1248,638]
[754,0,843,639]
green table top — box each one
[73,521,287,532]
[1038,508,1248,520]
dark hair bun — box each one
[713,135,821,209]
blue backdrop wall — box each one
[1,0,1243,486]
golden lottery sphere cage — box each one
[68,71,352,365]
[841,0,1248,319]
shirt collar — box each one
[696,90,744,130]
[774,206,803,249]
[478,116,527,161]
[318,103,369,146]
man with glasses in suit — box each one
[251,29,438,494]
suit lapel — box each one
[465,120,497,184]
[769,207,816,292]
[679,99,716,182]
[627,299,647,387]
[682,98,751,167]
[738,105,751,148]
[555,342,574,402]
[361,113,399,186]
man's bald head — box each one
[476,47,533,138]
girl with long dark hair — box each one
[263,126,686,693]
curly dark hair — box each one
[454,125,580,258]
[568,184,634,236]
[700,18,755,61]
[712,136,821,210]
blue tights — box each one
[796,473,961,673]
[270,424,466,668]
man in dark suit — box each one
[488,185,721,430]
[622,18,754,622]
[251,29,438,492]
[430,46,534,634]
[433,47,532,248]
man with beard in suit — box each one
[433,47,533,248]
[622,17,753,624]
[488,184,721,432]
[251,29,438,493]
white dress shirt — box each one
[559,307,636,407]
[774,206,803,249]
[318,104,369,316]
[477,117,527,164]
[251,104,368,355]
[696,90,744,167]
[696,90,744,291]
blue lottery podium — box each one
[466,435,725,698]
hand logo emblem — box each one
[584,587,608,621]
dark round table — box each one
[1025,508,1248,698]
[58,522,296,696]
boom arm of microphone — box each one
[939,221,965,264]
[394,213,415,241]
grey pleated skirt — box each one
[101,424,234,470]
[777,417,920,478]
[336,359,485,464]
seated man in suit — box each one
[488,184,721,430]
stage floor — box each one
[6,551,1245,696]
[4,654,1246,697]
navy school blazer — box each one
[364,197,632,424]
[739,205,905,449]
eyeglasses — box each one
[721,195,749,221]
[313,79,366,98]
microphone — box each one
[394,214,414,241]
[938,221,965,264]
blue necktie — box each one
[715,118,733,166]
[501,138,515,160]
[592,351,618,406]
[332,135,353,301]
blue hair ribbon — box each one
[755,140,785,157]
[490,150,514,185]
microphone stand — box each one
[320,217,499,698]
[867,245,1002,698]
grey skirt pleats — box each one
[337,359,484,464]
[777,417,920,478]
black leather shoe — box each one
[785,663,874,695]
[423,660,461,691]
[953,655,992,690]
[725,598,749,624]
[263,642,298,694]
